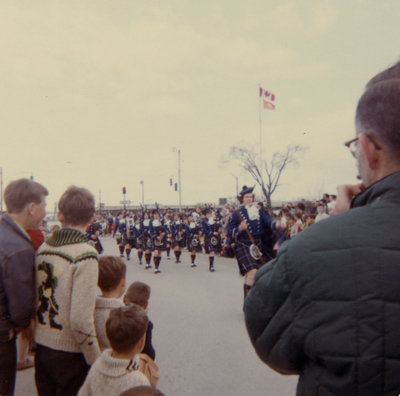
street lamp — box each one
[172,148,182,212]
[140,180,144,206]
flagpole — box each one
[258,84,263,172]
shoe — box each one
[120,254,124,258]
[177,260,181,263]
[167,256,170,260]
[17,358,34,371]
[191,263,197,267]
[145,265,152,269]
[210,266,215,272]
[154,269,161,274]
[126,257,130,261]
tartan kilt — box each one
[144,235,153,251]
[233,238,264,276]
[126,237,136,248]
[153,237,167,251]
[188,236,202,252]
[116,234,125,245]
[135,236,143,249]
[173,236,186,248]
[205,235,221,254]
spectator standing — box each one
[35,186,101,396]
[124,281,156,360]
[95,256,126,351]
[0,178,48,396]
[244,63,400,395]
[78,305,150,396]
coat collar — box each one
[46,227,88,246]
[351,170,400,208]
[1,213,32,244]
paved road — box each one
[16,236,297,396]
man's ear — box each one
[57,212,65,223]
[26,202,35,216]
[359,133,380,170]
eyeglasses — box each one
[344,137,359,157]
[344,134,382,158]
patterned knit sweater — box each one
[78,349,149,396]
[35,228,101,365]
[94,296,124,351]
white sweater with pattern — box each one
[78,349,149,396]
[35,227,101,365]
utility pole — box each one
[173,148,182,212]
[140,181,144,206]
[178,149,182,212]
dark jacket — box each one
[0,214,35,331]
[244,171,400,396]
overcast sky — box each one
[1,0,399,210]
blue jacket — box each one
[0,214,35,331]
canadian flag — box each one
[259,87,276,110]
[263,100,276,110]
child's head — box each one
[58,185,95,227]
[98,256,126,297]
[124,281,151,310]
[119,386,165,396]
[106,305,148,356]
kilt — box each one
[188,236,202,252]
[205,235,221,254]
[135,236,143,249]
[153,237,167,251]
[173,235,186,248]
[143,235,153,251]
[126,237,136,248]
[233,237,265,276]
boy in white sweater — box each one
[78,305,150,396]
[35,186,101,396]
[95,256,126,351]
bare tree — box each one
[229,144,306,208]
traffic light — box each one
[174,183,178,191]
[122,186,126,194]
[169,178,173,186]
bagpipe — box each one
[235,209,265,265]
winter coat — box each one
[244,171,400,396]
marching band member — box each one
[141,212,153,269]
[228,186,279,300]
[186,215,202,267]
[171,213,186,263]
[133,217,144,264]
[164,213,173,259]
[202,209,220,272]
[124,214,135,261]
[150,211,166,274]
[116,214,127,258]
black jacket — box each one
[244,171,400,395]
[0,214,35,331]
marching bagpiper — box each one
[171,213,186,263]
[186,215,202,267]
[163,213,173,259]
[124,214,136,261]
[202,208,221,272]
[228,185,279,301]
[150,211,167,274]
[141,212,153,269]
[133,217,144,264]
[115,214,127,258]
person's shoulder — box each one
[95,296,124,309]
